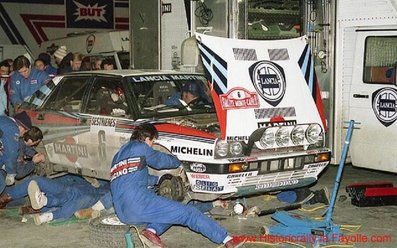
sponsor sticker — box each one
[194,180,224,192]
[190,174,210,179]
[54,136,88,163]
[255,179,299,190]
[372,87,397,127]
[249,60,286,107]
[86,34,95,53]
[190,163,206,173]
[220,87,259,110]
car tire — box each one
[89,214,145,248]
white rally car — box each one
[22,34,330,201]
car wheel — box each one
[89,214,145,248]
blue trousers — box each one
[6,175,108,220]
[114,188,228,244]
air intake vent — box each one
[233,48,257,61]
[268,48,289,60]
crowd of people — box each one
[0,45,116,116]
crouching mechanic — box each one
[110,123,245,248]
[0,111,33,192]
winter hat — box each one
[54,46,67,60]
[14,111,32,130]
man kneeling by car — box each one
[109,123,245,248]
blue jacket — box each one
[0,116,20,174]
[10,68,50,106]
[110,140,180,220]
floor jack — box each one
[265,120,356,246]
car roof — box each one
[61,69,204,77]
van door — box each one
[348,30,397,173]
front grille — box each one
[249,155,313,174]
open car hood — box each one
[196,33,327,141]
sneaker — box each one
[28,180,47,210]
[224,237,246,248]
[141,229,166,248]
[33,213,52,225]
[74,208,100,219]
[5,174,16,186]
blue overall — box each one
[10,68,50,106]
[5,175,110,220]
[15,138,38,180]
[110,140,228,244]
[0,116,20,193]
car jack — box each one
[266,120,356,246]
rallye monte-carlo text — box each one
[21,34,330,201]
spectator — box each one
[9,56,50,109]
[110,123,245,248]
[53,45,67,68]
[34,58,46,72]
[92,57,103,70]
[58,52,83,74]
[0,60,11,115]
[38,52,57,77]
[80,56,92,71]
[101,58,115,70]
[0,111,32,192]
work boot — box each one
[74,208,101,219]
[224,237,246,248]
[0,192,12,209]
[28,180,47,210]
[309,187,330,205]
[141,229,166,248]
[19,206,41,215]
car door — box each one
[78,76,133,179]
[348,31,397,173]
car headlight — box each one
[259,128,276,148]
[291,126,305,145]
[216,140,229,157]
[229,142,243,155]
[275,126,290,146]
[306,124,322,144]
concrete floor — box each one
[1,164,396,248]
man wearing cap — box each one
[9,56,51,110]
[0,111,32,193]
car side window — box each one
[86,77,129,117]
[42,76,90,112]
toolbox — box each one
[346,182,397,207]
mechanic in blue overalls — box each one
[0,174,110,224]
[110,123,245,248]
[0,111,32,193]
[9,55,50,110]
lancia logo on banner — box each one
[249,60,286,107]
[372,87,397,127]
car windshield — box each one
[128,74,215,116]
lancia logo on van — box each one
[249,60,286,106]
[372,87,397,127]
[86,35,95,53]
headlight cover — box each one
[230,142,243,156]
[216,140,229,157]
[306,123,323,144]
